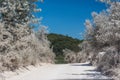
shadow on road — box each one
[54,79,113,80]
[84,70,97,72]
[67,73,101,75]
[70,63,91,66]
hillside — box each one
[47,33,83,63]
[47,33,83,56]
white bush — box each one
[63,49,77,63]
[0,0,55,71]
[77,0,120,78]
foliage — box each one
[0,0,55,71]
[55,55,67,64]
[0,0,42,25]
[47,33,83,56]
[63,49,77,63]
[77,0,120,79]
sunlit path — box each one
[6,63,112,80]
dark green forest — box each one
[47,33,83,63]
[47,33,83,56]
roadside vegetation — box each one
[0,0,55,71]
[64,0,120,79]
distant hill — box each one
[47,33,83,56]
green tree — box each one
[47,33,83,56]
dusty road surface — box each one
[4,62,112,80]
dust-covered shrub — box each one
[35,26,55,63]
[97,47,120,72]
[0,23,55,71]
[76,0,120,79]
[76,41,97,63]
[0,0,55,71]
[63,49,77,63]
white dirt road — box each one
[3,62,112,80]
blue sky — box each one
[35,0,106,39]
